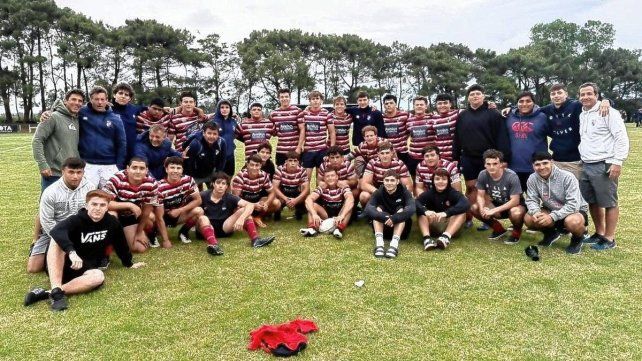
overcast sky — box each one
[56,0,640,53]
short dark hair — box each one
[382,94,397,103]
[413,96,428,105]
[86,189,112,202]
[308,90,323,100]
[62,157,86,170]
[278,88,291,95]
[202,122,219,133]
[362,125,378,136]
[323,165,338,175]
[113,82,134,98]
[89,86,108,98]
[250,102,263,110]
[326,146,343,156]
[432,168,452,187]
[64,89,85,101]
[422,144,440,156]
[482,149,504,162]
[435,93,453,103]
[256,142,272,153]
[164,156,183,168]
[357,91,369,99]
[213,171,230,185]
[377,141,394,153]
[466,84,484,95]
[149,97,165,107]
[517,91,535,102]
[550,84,566,92]
[383,169,400,179]
[286,151,300,160]
[128,156,148,166]
[247,154,263,164]
[179,91,197,103]
[531,151,553,163]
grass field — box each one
[0,129,641,360]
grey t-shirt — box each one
[476,168,522,206]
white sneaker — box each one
[332,228,343,239]
[179,233,192,244]
[299,228,317,237]
[149,237,160,248]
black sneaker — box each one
[488,229,508,241]
[24,287,50,306]
[274,211,282,222]
[538,230,561,247]
[582,232,601,244]
[50,287,68,311]
[206,244,224,256]
[294,210,304,220]
[436,234,451,249]
[504,235,520,245]
[565,236,583,255]
[98,257,110,271]
[252,235,275,248]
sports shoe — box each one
[299,228,318,237]
[582,232,601,244]
[591,238,616,251]
[98,257,110,271]
[524,245,540,261]
[149,236,160,248]
[423,237,437,251]
[538,230,561,247]
[332,228,343,239]
[385,246,398,259]
[373,246,385,258]
[488,229,508,241]
[566,236,583,255]
[464,220,473,229]
[24,287,50,306]
[252,236,275,248]
[476,223,490,231]
[504,235,520,245]
[206,244,224,256]
[50,287,68,311]
[178,227,192,244]
[436,235,451,249]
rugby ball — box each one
[319,217,337,234]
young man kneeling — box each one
[24,190,145,311]
[416,168,469,251]
[364,170,415,259]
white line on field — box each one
[0,144,31,154]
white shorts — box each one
[85,163,118,189]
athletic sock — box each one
[442,232,452,239]
[181,218,197,233]
[337,221,347,231]
[199,224,218,246]
[490,220,506,233]
[511,228,522,239]
[244,218,259,241]
[375,232,384,248]
[390,235,401,249]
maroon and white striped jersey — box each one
[364,158,410,187]
[383,110,409,154]
[236,118,275,158]
[415,159,460,188]
[407,114,435,160]
[232,169,273,195]
[270,105,301,154]
[157,175,197,211]
[298,108,332,152]
[274,165,308,193]
[136,110,169,134]
[167,111,208,152]
[328,111,352,153]
[103,170,159,208]
[318,159,356,181]
[346,137,384,163]
[430,110,459,161]
[314,186,350,206]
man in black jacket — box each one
[183,122,227,189]
[364,170,415,259]
[345,91,385,146]
[24,190,145,311]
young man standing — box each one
[167,91,209,152]
[471,149,526,244]
[270,89,302,166]
[524,152,589,254]
[297,91,335,179]
[27,158,95,273]
[111,82,146,163]
[406,96,435,177]
[212,99,238,176]
[272,151,310,221]
[328,96,353,155]
[364,170,415,259]
[360,141,411,207]
[231,155,281,227]
[300,167,353,239]
[345,91,385,146]
[577,82,629,250]
[236,102,275,159]
[416,168,469,251]
[183,122,227,188]
[381,94,410,164]
[134,124,181,181]
[136,97,168,134]
[345,125,384,177]
[200,172,275,249]
[430,93,460,161]
[414,145,461,196]
[24,190,145,311]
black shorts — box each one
[118,213,139,228]
[322,201,344,218]
[397,152,410,166]
[553,210,589,232]
[242,189,268,204]
[62,266,95,284]
[405,157,421,177]
[460,155,484,182]
[281,186,301,199]
[211,219,233,238]
[302,150,327,169]
[163,213,180,228]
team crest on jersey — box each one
[106,120,113,128]
[69,124,77,131]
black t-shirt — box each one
[200,190,241,221]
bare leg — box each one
[47,241,66,289]
[26,254,45,273]
[418,215,430,236]
[604,206,619,241]
[123,225,147,253]
[564,213,587,237]
[589,204,605,235]
[61,269,104,295]
[445,213,466,235]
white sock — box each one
[442,232,452,239]
[375,232,384,247]
[390,235,400,248]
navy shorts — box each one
[459,156,485,182]
[302,150,327,169]
[118,213,139,228]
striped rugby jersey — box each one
[407,114,435,160]
[328,111,353,153]
[318,159,356,181]
[346,137,384,163]
[364,158,410,187]
[231,169,273,196]
[270,105,301,154]
[383,110,409,154]
[167,110,208,152]
[274,164,308,193]
[103,170,160,209]
[136,110,169,134]
[298,108,332,152]
[157,175,197,211]
[236,117,275,158]
[415,159,460,188]
[430,110,459,161]
[314,186,350,207]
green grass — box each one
[1,128,641,360]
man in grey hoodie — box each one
[524,152,588,255]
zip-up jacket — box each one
[183,131,228,179]
[39,177,95,235]
[525,165,588,221]
[78,104,127,169]
[134,130,181,180]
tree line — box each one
[1,0,641,122]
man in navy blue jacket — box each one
[134,124,181,180]
[184,122,227,188]
[211,99,238,176]
[78,86,127,188]
[345,91,385,146]
[111,82,146,165]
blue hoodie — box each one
[540,99,582,162]
[506,106,549,173]
[212,99,237,158]
[78,104,127,169]
[112,102,145,164]
[183,131,227,179]
[134,130,181,180]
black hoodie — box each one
[364,184,415,223]
[50,208,133,268]
[452,101,511,161]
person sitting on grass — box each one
[300,166,354,239]
[231,154,281,228]
[200,172,275,252]
[416,168,469,251]
[318,146,359,201]
[470,149,526,245]
[24,190,145,311]
[414,144,461,196]
[272,151,310,221]
[524,152,589,255]
[364,170,415,259]
[255,142,276,180]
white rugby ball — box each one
[319,217,337,234]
